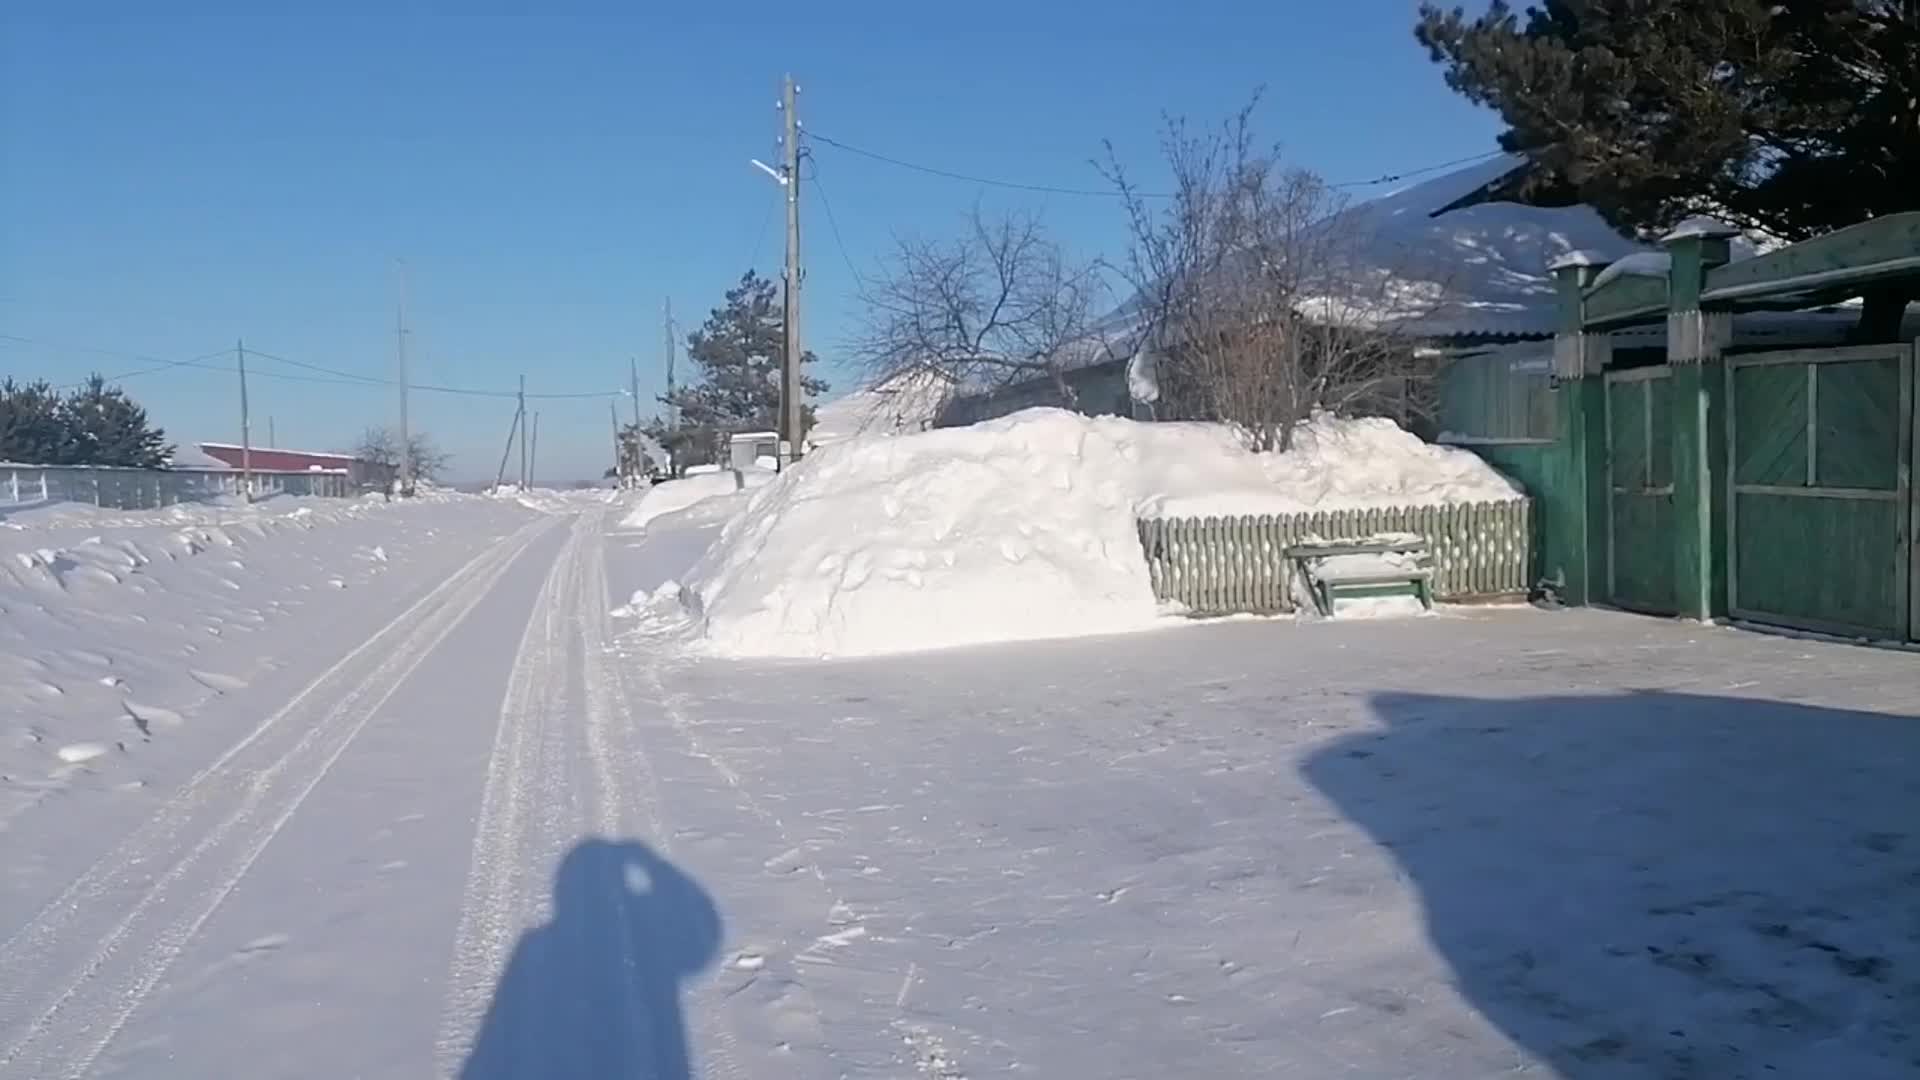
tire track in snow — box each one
[607,584,883,1075]
[433,511,586,1075]
[575,511,752,1080]
[0,513,561,1080]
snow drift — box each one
[649,409,1519,659]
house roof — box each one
[1328,153,1647,338]
[809,366,958,445]
[198,442,357,463]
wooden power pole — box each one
[527,411,539,490]
[236,339,253,501]
[395,259,412,496]
[780,73,804,468]
[518,375,528,490]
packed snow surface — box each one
[654,408,1519,658]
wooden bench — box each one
[1285,535,1434,617]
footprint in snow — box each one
[190,670,248,693]
[56,742,112,765]
[123,700,184,736]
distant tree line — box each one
[0,374,173,468]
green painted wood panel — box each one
[1815,358,1901,490]
[1703,212,1920,303]
[1609,381,1648,487]
[1611,491,1677,613]
[1437,349,1556,441]
[1733,493,1906,637]
[1583,275,1669,327]
[1732,365,1808,486]
[1607,372,1677,613]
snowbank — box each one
[0,495,537,826]
[651,409,1519,659]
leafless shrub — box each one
[1102,96,1445,450]
[855,208,1111,405]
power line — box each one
[6,334,622,400]
[806,157,867,290]
[806,130,1145,198]
[806,130,1508,199]
[1330,149,1507,189]
[1,334,241,389]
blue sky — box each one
[0,3,1501,481]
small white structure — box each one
[727,431,786,470]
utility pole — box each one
[528,412,540,490]
[663,296,676,431]
[518,375,528,491]
[609,399,623,485]
[493,405,521,493]
[780,73,804,468]
[268,416,275,449]
[395,258,412,496]
[628,355,643,485]
[237,339,253,502]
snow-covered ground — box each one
[0,489,1912,1079]
[0,492,542,838]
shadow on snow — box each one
[1304,689,1920,1078]
[460,838,720,1080]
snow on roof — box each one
[1093,153,1649,348]
[808,366,958,447]
[1588,251,1673,291]
[1663,215,1742,242]
[198,442,357,462]
[1331,153,1646,338]
[168,444,233,470]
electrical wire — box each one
[806,130,1508,198]
[1330,149,1507,189]
[0,335,245,390]
[5,334,621,400]
[806,130,1148,198]
[805,156,868,290]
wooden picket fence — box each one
[1136,499,1535,615]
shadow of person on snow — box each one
[1303,690,1920,1078]
[460,838,720,1080]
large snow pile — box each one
[647,409,1519,658]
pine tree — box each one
[1416,0,1920,339]
[663,270,828,438]
[0,379,69,464]
[59,374,173,467]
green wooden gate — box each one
[1606,366,1677,613]
[1727,344,1915,639]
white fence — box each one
[1,463,352,511]
[1136,499,1535,615]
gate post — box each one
[1664,219,1740,621]
[1548,253,1615,606]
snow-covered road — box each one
[1,502,1915,1079]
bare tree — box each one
[353,426,451,487]
[1102,96,1444,451]
[856,208,1111,405]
